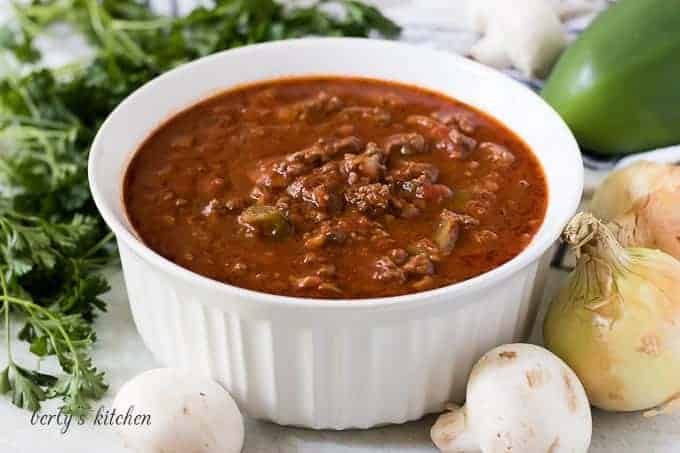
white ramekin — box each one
[89,38,583,429]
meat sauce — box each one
[123,77,548,299]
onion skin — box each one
[590,161,680,259]
[609,187,680,260]
[544,213,680,412]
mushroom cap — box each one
[112,368,244,453]
[465,344,591,453]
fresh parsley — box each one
[0,0,399,414]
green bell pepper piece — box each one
[541,0,680,155]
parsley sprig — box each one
[0,0,399,414]
[0,206,111,414]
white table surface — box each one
[0,1,679,452]
[3,270,678,453]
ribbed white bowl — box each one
[89,38,583,429]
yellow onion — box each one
[544,212,680,413]
[590,160,680,259]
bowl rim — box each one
[89,37,583,311]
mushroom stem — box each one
[430,405,478,453]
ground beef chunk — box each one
[408,114,476,159]
[388,161,439,183]
[430,110,457,125]
[202,199,224,217]
[316,264,337,278]
[402,253,434,277]
[365,92,406,109]
[277,91,344,123]
[405,115,449,139]
[399,203,421,219]
[388,196,421,219]
[301,92,344,120]
[291,275,323,289]
[384,133,427,155]
[285,161,345,212]
[416,181,454,203]
[433,210,479,254]
[472,229,499,244]
[341,142,387,185]
[256,136,364,190]
[304,220,348,249]
[345,183,391,215]
[396,173,453,203]
[374,251,434,283]
[442,128,477,157]
[431,110,478,134]
[304,215,384,249]
[389,248,409,264]
[451,111,478,134]
[333,136,364,155]
[202,197,250,217]
[339,106,392,125]
[407,238,443,262]
[372,257,406,283]
[479,142,516,167]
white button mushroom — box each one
[112,368,244,453]
[431,344,591,453]
[468,0,567,78]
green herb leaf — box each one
[4,364,57,412]
[0,366,10,394]
[0,25,41,63]
[51,354,107,417]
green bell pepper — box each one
[541,0,680,155]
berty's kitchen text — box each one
[30,406,151,434]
